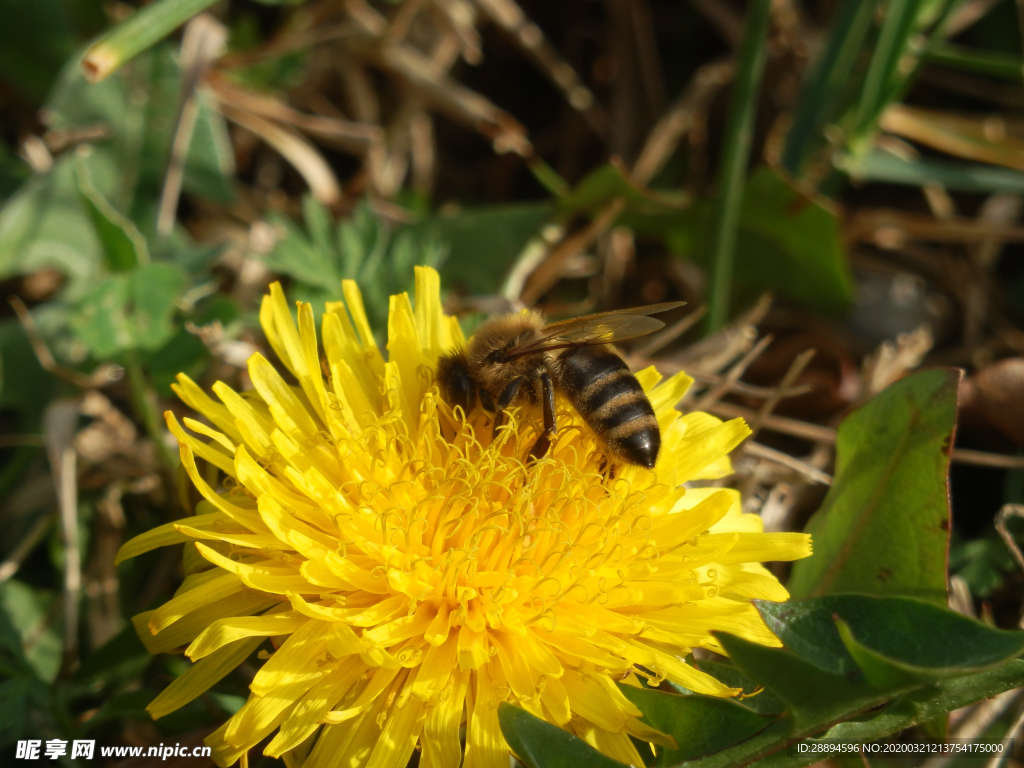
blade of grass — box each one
[850,0,921,154]
[924,42,1024,83]
[706,0,773,333]
[842,149,1024,193]
[81,0,219,83]
[782,0,879,176]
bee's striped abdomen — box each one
[556,346,660,468]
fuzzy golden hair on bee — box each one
[434,301,684,468]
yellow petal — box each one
[148,636,263,719]
[149,570,245,634]
[266,662,367,757]
[365,692,425,768]
[420,668,468,768]
[116,510,229,565]
[187,610,309,660]
[464,668,507,768]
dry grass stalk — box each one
[220,104,343,206]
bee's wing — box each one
[505,301,685,359]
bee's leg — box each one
[491,378,523,440]
[528,373,557,461]
[479,388,496,412]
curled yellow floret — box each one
[118,267,811,768]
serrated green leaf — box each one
[266,198,444,333]
[787,369,959,604]
[497,703,629,768]
[618,684,773,765]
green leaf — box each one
[715,633,882,731]
[668,167,854,316]
[265,198,445,333]
[618,684,773,765]
[950,532,1016,599]
[692,659,786,715]
[77,161,149,271]
[672,604,1024,768]
[497,703,629,768]
[0,154,107,297]
[851,0,920,145]
[71,262,186,357]
[835,618,929,689]
[733,166,853,313]
[0,580,61,683]
[0,46,233,297]
[751,660,1024,768]
[72,616,151,687]
[758,595,1024,678]
[426,202,552,295]
[0,0,76,102]
[81,689,158,731]
[787,368,959,603]
[562,164,853,316]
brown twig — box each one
[9,297,122,389]
[631,306,708,358]
[849,208,1024,246]
[0,512,55,584]
[995,504,1024,574]
[473,0,607,136]
[45,399,82,677]
[745,441,832,485]
[693,335,774,411]
[632,59,734,186]
[219,104,343,206]
[710,401,1024,470]
[520,199,626,305]
[157,15,228,237]
[747,349,816,442]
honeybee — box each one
[435,302,684,468]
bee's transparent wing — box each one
[504,302,684,359]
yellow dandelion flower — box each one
[117,267,811,768]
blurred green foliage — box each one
[3,0,1024,765]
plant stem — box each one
[124,351,178,509]
[82,0,219,83]
[706,0,773,334]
